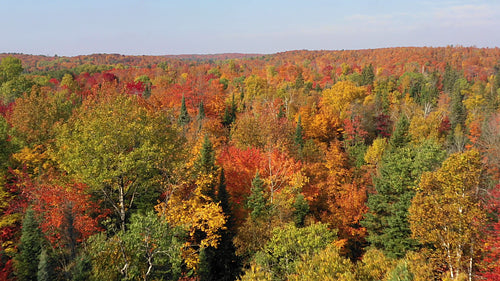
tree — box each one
[0,116,14,170]
[241,223,336,280]
[409,150,485,280]
[0,76,34,104]
[37,248,56,281]
[195,135,216,177]
[290,244,356,281]
[9,86,79,146]
[56,93,182,231]
[360,64,375,86]
[155,190,226,271]
[87,211,183,280]
[449,78,469,131]
[197,169,241,281]
[15,208,42,281]
[178,94,191,126]
[355,248,395,281]
[362,140,446,258]
[0,56,23,83]
[389,114,410,149]
[247,172,270,221]
[442,63,460,95]
[480,183,500,280]
[321,80,366,119]
[292,194,309,227]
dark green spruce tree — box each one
[198,169,241,281]
[360,63,375,86]
[362,131,446,258]
[292,194,309,227]
[37,248,56,281]
[197,100,205,121]
[194,135,217,199]
[15,208,42,281]
[178,94,191,126]
[222,95,237,128]
[389,114,410,149]
[246,171,269,221]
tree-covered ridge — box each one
[0,46,499,280]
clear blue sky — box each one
[1,0,499,56]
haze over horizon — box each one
[2,0,499,56]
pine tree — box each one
[178,94,191,126]
[37,248,56,281]
[389,114,410,149]
[72,254,91,281]
[197,135,216,175]
[442,63,459,94]
[247,172,269,220]
[360,64,375,86]
[217,169,233,228]
[195,135,217,199]
[197,100,205,121]
[198,169,241,281]
[449,78,468,131]
[15,208,42,281]
[361,140,445,258]
[295,70,304,89]
[292,194,309,227]
[222,95,237,128]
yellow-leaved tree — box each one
[409,149,486,281]
[155,135,226,270]
[321,80,366,119]
[155,190,225,270]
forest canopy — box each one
[0,46,499,280]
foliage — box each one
[290,244,356,281]
[409,150,485,280]
[56,93,182,231]
[14,208,42,281]
[155,189,226,271]
[362,140,446,258]
[1,48,499,280]
[242,223,336,280]
[86,211,183,281]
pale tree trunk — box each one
[119,183,126,232]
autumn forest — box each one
[0,46,499,280]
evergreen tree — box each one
[277,105,285,119]
[360,63,375,86]
[37,248,56,281]
[178,94,191,126]
[72,254,91,281]
[389,114,410,149]
[217,169,233,228]
[197,100,205,121]
[292,194,309,227]
[15,208,42,281]
[295,70,304,89]
[361,140,446,258]
[449,78,468,131]
[197,100,205,131]
[247,172,269,220]
[197,135,216,175]
[222,96,237,128]
[195,135,217,199]
[198,169,241,281]
[442,63,460,94]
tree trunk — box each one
[119,184,126,232]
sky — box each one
[1,0,499,56]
